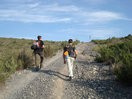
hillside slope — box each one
[0,42,132,99]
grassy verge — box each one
[92,34,132,85]
[0,38,80,84]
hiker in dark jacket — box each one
[33,36,45,71]
[63,39,78,80]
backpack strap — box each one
[37,40,41,48]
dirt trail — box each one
[0,49,65,99]
[50,43,86,99]
[0,42,132,99]
[51,66,67,99]
[0,43,82,99]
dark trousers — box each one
[34,52,44,69]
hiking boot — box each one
[40,65,44,70]
[69,76,73,81]
[36,67,40,72]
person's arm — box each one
[42,45,45,49]
[41,41,45,49]
[63,51,66,64]
[75,50,78,59]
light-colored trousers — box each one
[66,57,75,77]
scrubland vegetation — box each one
[92,34,132,85]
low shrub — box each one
[3,57,17,73]
[95,36,132,84]
[17,49,33,69]
[0,57,17,83]
[0,72,8,83]
[93,34,132,45]
[44,45,55,58]
[73,40,80,45]
[61,41,68,48]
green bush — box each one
[96,38,132,84]
[61,41,68,48]
[0,72,8,83]
[93,34,132,45]
[92,39,111,45]
[73,40,80,45]
[3,57,17,73]
[114,54,132,84]
[17,49,33,69]
[0,57,17,83]
[44,45,55,58]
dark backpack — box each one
[31,41,40,50]
[65,45,75,57]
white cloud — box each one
[41,3,80,12]
[0,2,79,23]
[76,11,132,25]
[0,0,131,24]
[0,9,71,23]
[26,3,80,12]
[27,3,40,8]
[90,11,122,20]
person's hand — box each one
[42,45,45,49]
[64,61,66,64]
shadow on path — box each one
[40,70,70,81]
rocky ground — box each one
[0,42,132,99]
[63,42,132,99]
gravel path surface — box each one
[63,42,132,99]
[0,50,67,99]
[0,42,132,99]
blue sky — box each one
[0,0,132,41]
